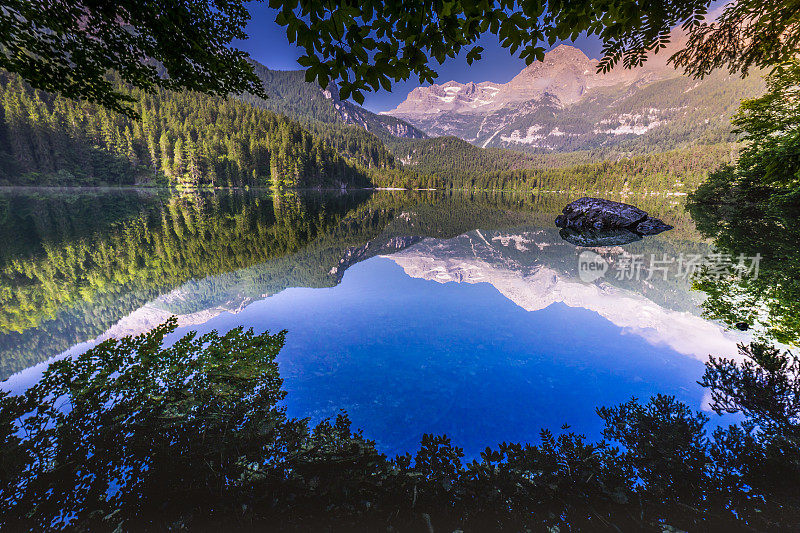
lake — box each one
[0,187,746,457]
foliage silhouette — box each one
[0,0,265,117]
[1,323,798,531]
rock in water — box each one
[559,228,642,247]
[555,197,648,231]
[555,197,673,239]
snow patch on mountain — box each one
[385,234,743,361]
[500,125,545,145]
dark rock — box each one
[735,322,750,331]
[559,228,642,247]
[635,217,674,235]
[555,197,673,240]
[555,197,648,231]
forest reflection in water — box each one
[0,188,704,375]
[0,187,754,455]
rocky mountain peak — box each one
[385,44,620,118]
[542,44,591,62]
[379,25,761,151]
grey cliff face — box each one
[379,29,763,151]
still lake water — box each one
[0,188,746,456]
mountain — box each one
[383,43,764,153]
[385,228,741,361]
[243,63,427,141]
[389,45,642,117]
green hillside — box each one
[242,63,427,142]
[0,71,394,188]
[375,135,737,192]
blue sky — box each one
[236,4,605,113]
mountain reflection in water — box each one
[0,188,746,456]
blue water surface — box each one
[163,257,709,457]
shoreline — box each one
[0,185,691,197]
